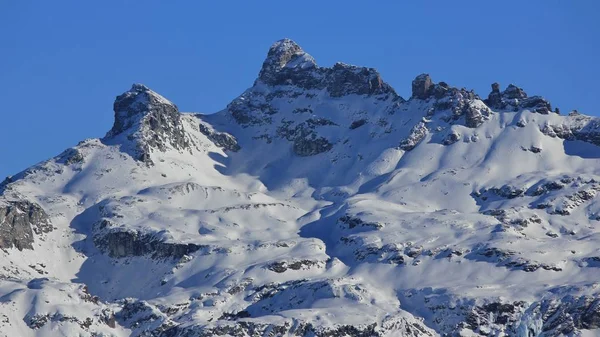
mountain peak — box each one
[105,84,188,163]
[129,83,151,92]
[253,38,397,101]
[257,38,317,85]
[109,83,177,137]
[5,39,600,337]
[485,82,555,114]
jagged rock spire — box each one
[412,74,434,99]
[254,38,398,99]
[109,84,178,136]
[257,39,317,85]
[106,84,189,163]
[485,83,554,114]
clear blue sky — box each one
[1,1,599,179]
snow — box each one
[4,44,600,336]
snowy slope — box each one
[2,39,600,337]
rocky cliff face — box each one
[3,39,600,337]
[0,199,52,250]
[105,83,190,163]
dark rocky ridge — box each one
[256,39,400,99]
[96,40,570,161]
[410,73,491,129]
[94,39,571,163]
[485,82,554,114]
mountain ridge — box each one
[2,38,600,337]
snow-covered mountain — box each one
[3,38,600,337]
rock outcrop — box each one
[410,74,491,128]
[399,122,428,151]
[411,73,434,99]
[92,220,202,259]
[485,83,553,114]
[0,199,52,250]
[198,122,240,152]
[256,39,399,99]
[523,295,600,336]
[105,84,189,163]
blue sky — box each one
[1,1,599,178]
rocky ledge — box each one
[92,220,203,259]
[0,198,53,250]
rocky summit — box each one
[2,39,600,337]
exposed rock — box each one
[464,301,526,336]
[255,39,400,99]
[411,75,490,128]
[540,122,577,140]
[198,122,240,152]
[491,82,501,93]
[266,259,324,273]
[411,74,433,99]
[504,84,528,100]
[56,147,85,165]
[474,185,525,200]
[0,199,52,250]
[227,91,276,127]
[526,295,600,336]
[93,221,203,259]
[538,116,600,149]
[574,119,600,146]
[527,180,566,196]
[486,83,553,114]
[399,122,428,151]
[549,185,600,216]
[257,38,317,86]
[465,104,485,128]
[327,62,396,98]
[352,243,405,264]
[293,136,333,156]
[25,313,94,331]
[521,96,552,114]
[338,215,383,230]
[22,281,114,332]
[117,299,176,336]
[485,83,503,109]
[349,119,368,129]
[163,317,434,337]
[443,130,461,145]
[276,118,336,156]
[105,84,189,163]
[467,246,562,272]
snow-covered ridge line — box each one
[2,38,600,337]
